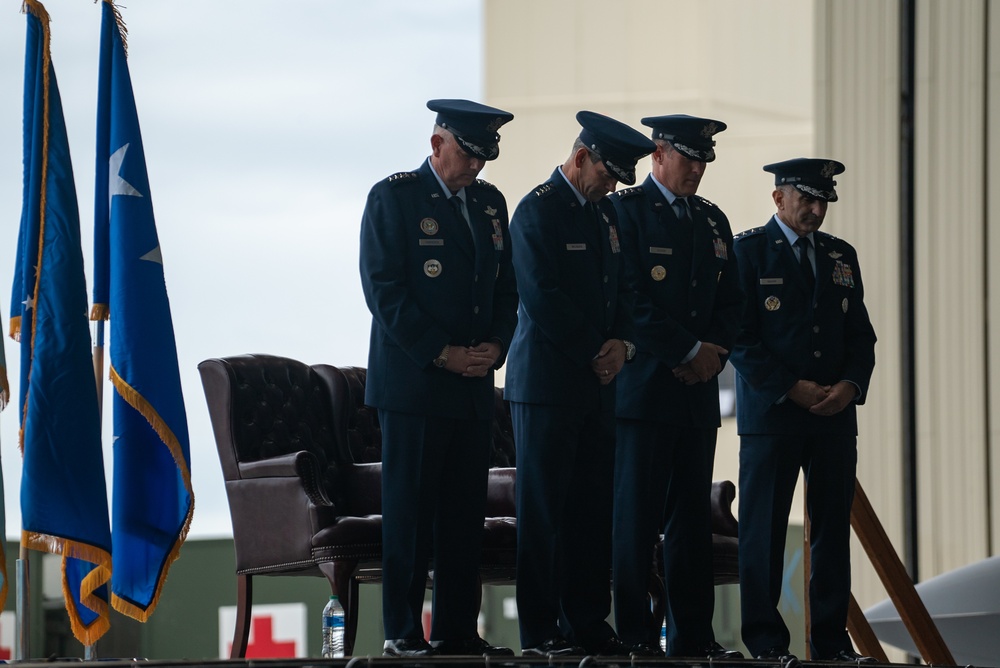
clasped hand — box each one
[672,342,728,385]
[788,379,854,416]
[591,339,626,385]
[442,342,501,378]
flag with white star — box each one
[92,0,194,622]
[12,0,112,645]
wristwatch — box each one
[623,339,636,362]
[433,345,450,368]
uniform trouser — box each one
[379,409,491,641]
[511,401,617,650]
[612,420,718,654]
[738,432,857,658]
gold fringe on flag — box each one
[22,531,113,646]
[101,0,128,58]
[19,0,113,643]
[21,0,52,455]
[109,365,195,621]
[9,316,21,341]
[0,366,9,411]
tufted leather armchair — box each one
[200,354,737,657]
[199,355,384,657]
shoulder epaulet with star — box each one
[474,178,499,191]
[816,230,840,242]
[693,194,719,209]
[734,226,766,241]
[613,186,644,199]
[385,171,418,185]
[533,182,556,197]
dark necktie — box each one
[449,195,468,224]
[584,202,603,251]
[795,236,815,291]
[673,197,694,249]
[449,195,474,245]
[674,197,690,220]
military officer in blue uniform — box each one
[504,111,654,657]
[359,99,518,658]
[730,158,877,664]
[611,115,744,659]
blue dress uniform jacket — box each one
[610,177,744,653]
[359,158,518,643]
[730,216,876,658]
[504,169,634,407]
[360,159,518,417]
[504,168,633,651]
[730,217,876,435]
[613,177,744,426]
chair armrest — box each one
[239,451,331,507]
[711,480,738,538]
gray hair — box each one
[570,137,602,164]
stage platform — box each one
[14,658,962,668]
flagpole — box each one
[15,548,28,660]
[93,320,105,417]
[15,402,26,661]
[86,319,105,661]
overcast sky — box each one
[0,1,482,538]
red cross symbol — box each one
[228,615,297,658]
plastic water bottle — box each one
[321,595,345,658]
[660,619,667,652]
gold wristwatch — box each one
[433,345,450,368]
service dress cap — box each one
[641,114,727,162]
[763,157,846,202]
[576,110,655,186]
[427,98,514,161]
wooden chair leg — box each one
[231,574,253,658]
[319,560,360,655]
[346,576,361,655]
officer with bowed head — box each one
[611,114,744,659]
[359,98,518,658]
[730,158,877,664]
[504,110,653,657]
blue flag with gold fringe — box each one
[91,0,194,621]
[13,0,112,645]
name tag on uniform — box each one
[650,246,672,255]
[566,243,587,251]
[419,239,444,246]
[760,278,783,285]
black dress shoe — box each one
[522,637,585,657]
[701,641,744,659]
[629,642,663,658]
[755,647,801,668]
[431,637,514,656]
[383,638,437,657]
[587,635,630,656]
[628,642,663,659]
[822,649,877,663]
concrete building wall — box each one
[485,0,999,659]
[483,0,815,502]
[814,0,905,617]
